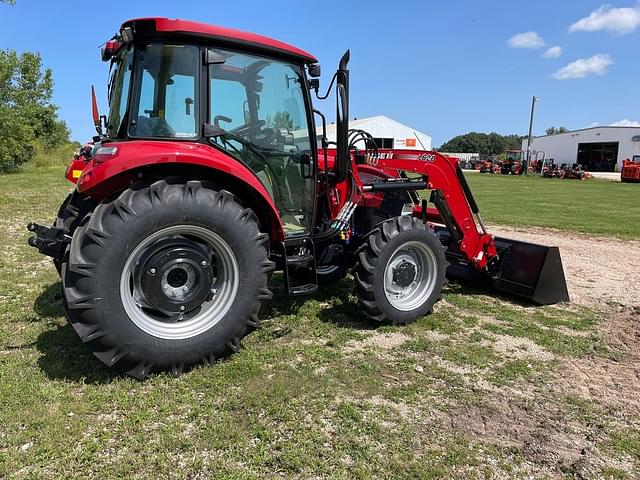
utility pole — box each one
[525,96,538,176]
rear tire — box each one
[53,191,95,275]
[62,180,274,378]
[354,216,446,325]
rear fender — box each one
[76,140,285,241]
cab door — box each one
[208,50,315,237]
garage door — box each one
[577,142,619,172]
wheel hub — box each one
[392,261,417,288]
[383,242,438,312]
[135,240,214,316]
[120,225,240,340]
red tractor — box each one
[27,18,568,378]
[500,150,525,175]
[478,159,497,173]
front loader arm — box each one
[359,150,496,270]
[355,149,569,305]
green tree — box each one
[545,126,568,135]
[0,0,16,4]
[0,49,69,171]
[439,132,524,157]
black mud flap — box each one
[445,237,570,305]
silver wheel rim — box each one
[120,225,239,340]
[383,240,438,311]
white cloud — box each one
[569,5,640,34]
[542,46,562,58]
[552,54,613,79]
[610,119,640,126]
[507,31,546,49]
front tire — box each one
[354,216,446,325]
[62,180,274,378]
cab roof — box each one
[121,17,318,64]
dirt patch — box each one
[343,332,410,354]
[491,334,556,361]
[447,391,630,477]
[490,225,640,309]
[553,308,640,412]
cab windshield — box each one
[106,45,134,138]
[507,151,524,162]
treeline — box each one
[437,132,524,158]
[1,0,72,172]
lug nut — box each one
[149,268,156,274]
[179,305,185,311]
[201,260,208,266]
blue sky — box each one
[0,0,637,146]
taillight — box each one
[93,146,119,163]
[65,157,87,184]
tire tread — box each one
[62,179,274,378]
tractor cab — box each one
[505,150,524,163]
[103,20,320,237]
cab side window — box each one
[130,44,199,139]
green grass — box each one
[609,429,640,462]
[0,167,639,478]
[465,173,640,238]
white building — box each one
[440,152,480,163]
[522,126,640,172]
[318,115,432,151]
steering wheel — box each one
[230,120,266,136]
[231,120,281,147]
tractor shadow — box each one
[32,281,65,318]
[268,275,377,330]
[443,281,541,309]
[33,282,126,384]
[31,277,532,383]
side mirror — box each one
[308,63,321,77]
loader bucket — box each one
[489,237,569,305]
[445,237,570,305]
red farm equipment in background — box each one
[478,159,498,173]
[27,18,569,378]
[500,150,525,175]
[622,158,640,183]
